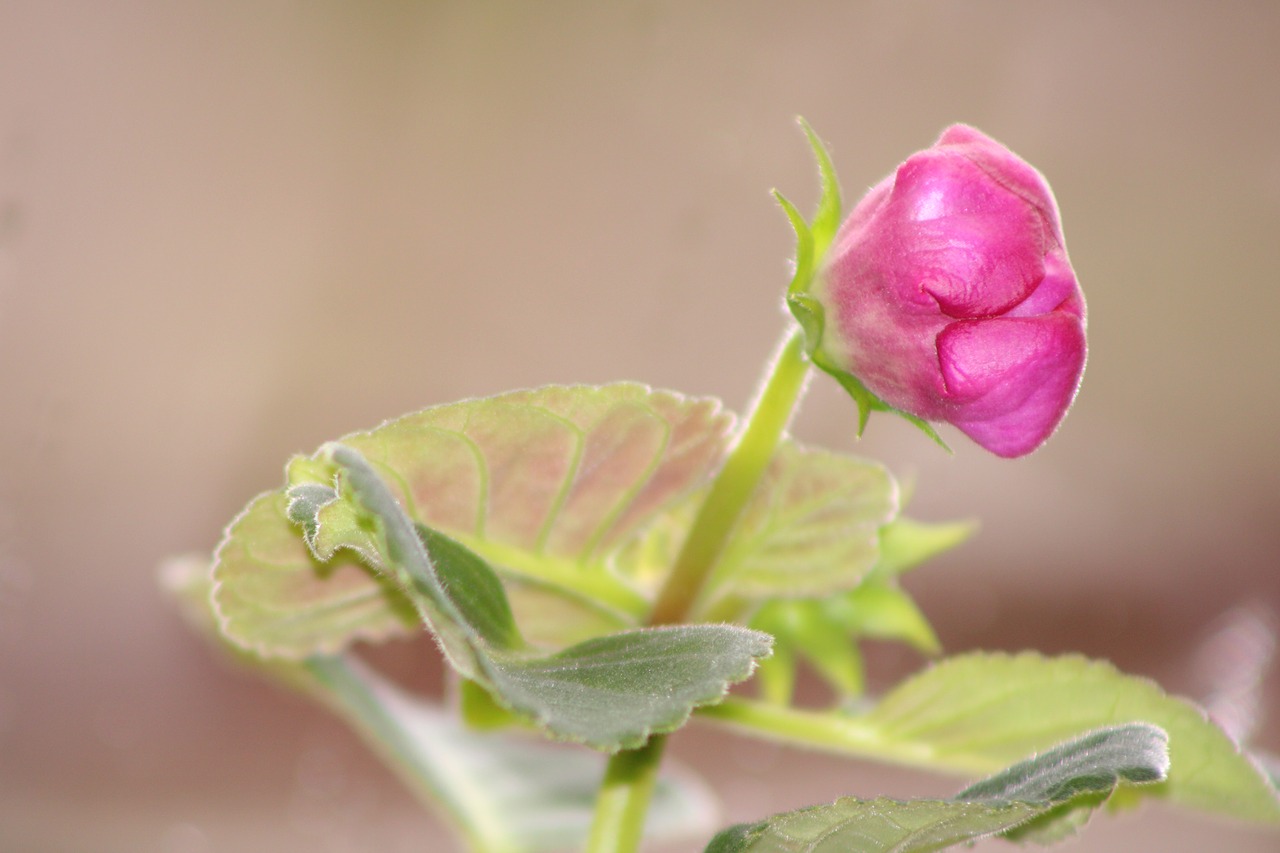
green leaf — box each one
[167,558,719,853]
[293,443,772,751]
[614,442,900,615]
[752,599,865,700]
[704,723,1169,853]
[702,652,1280,826]
[871,517,976,579]
[705,444,898,604]
[212,384,734,657]
[210,491,418,658]
[861,653,1280,824]
[827,581,941,654]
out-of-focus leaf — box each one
[288,444,772,752]
[861,653,1280,823]
[165,554,717,853]
[212,384,734,657]
[826,581,941,654]
[752,599,864,701]
[871,516,975,579]
[704,724,1169,853]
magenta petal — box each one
[937,314,1086,457]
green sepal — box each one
[780,119,951,451]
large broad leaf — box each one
[704,723,1169,853]
[613,442,900,614]
[165,558,717,853]
[212,384,734,656]
[706,443,897,601]
[699,652,1280,825]
[285,443,772,751]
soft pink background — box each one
[2,2,1277,851]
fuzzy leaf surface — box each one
[704,724,1169,853]
[862,653,1280,824]
[291,443,772,751]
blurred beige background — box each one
[2,2,1278,851]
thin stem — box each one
[694,697,993,777]
[648,326,812,625]
[585,736,669,853]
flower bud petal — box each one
[813,125,1086,457]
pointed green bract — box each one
[212,384,735,657]
[704,724,1169,853]
[871,516,976,579]
[780,121,951,450]
[289,443,772,752]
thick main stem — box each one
[585,326,812,853]
[584,737,668,853]
[648,326,811,625]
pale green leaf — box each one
[872,517,976,579]
[613,442,900,613]
[292,443,772,751]
[828,582,941,655]
[861,653,1280,823]
[212,384,734,657]
[706,444,898,603]
[210,491,418,659]
[704,724,1169,853]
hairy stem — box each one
[648,326,811,625]
[585,736,669,853]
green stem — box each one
[585,736,669,853]
[648,326,812,625]
[694,697,994,777]
[585,325,811,853]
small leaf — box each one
[295,443,772,751]
[828,582,941,655]
[872,517,975,579]
[703,724,1169,853]
[485,624,774,751]
[752,599,865,700]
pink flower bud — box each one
[813,125,1087,457]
